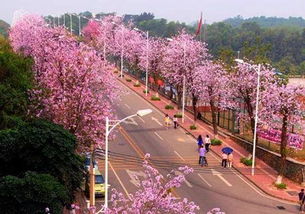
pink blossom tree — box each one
[193,61,229,135]
[227,61,276,138]
[10,14,118,149]
[261,84,305,183]
[105,154,199,214]
[162,31,209,117]
[139,38,166,91]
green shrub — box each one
[240,157,252,166]
[134,83,141,87]
[174,113,182,118]
[165,104,174,110]
[143,89,150,94]
[274,183,287,189]
[190,124,197,130]
[151,95,161,101]
[211,138,222,146]
[126,78,132,82]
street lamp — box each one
[134,28,149,97]
[235,59,261,176]
[102,109,152,210]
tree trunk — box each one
[192,94,198,121]
[176,87,182,109]
[278,113,288,178]
[210,99,218,136]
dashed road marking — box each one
[198,173,212,187]
[174,151,185,161]
[154,132,164,140]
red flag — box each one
[195,12,203,36]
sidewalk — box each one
[118,73,303,203]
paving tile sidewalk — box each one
[119,73,302,203]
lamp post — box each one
[134,28,149,96]
[235,59,261,176]
[182,41,186,123]
[78,15,81,36]
[69,14,73,34]
[103,109,152,210]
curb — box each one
[117,74,299,204]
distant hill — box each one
[0,20,10,37]
[223,16,305,28]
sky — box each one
[2,0,305,24]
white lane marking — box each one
[126,169,146,187]
[174,151,185,161]
[198,173,212,187]
[175,170,193,188]
[122,117,138,126]
[138,116,145,123]
[124,104,131,109]
[154,132,163,140]
[151,116,163,126]
[109,161,131,200]
[211,169,232,187]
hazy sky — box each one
[2,0,305,24]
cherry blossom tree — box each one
[105,154,199,214]
[227,61,276,138]
[261,84,305,183]
[193,61,229,135]
[10,14,118,149]
[162,31,209,114]
[139,38,166,90]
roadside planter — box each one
[274,183,287,189]
[165,104,174,110]
[174,112,182,118]
[126,78,132,82]
[151,93,160,101]
[240,157,253,166]
[190,124,197,130]
[211,138,222,146]
[143,89,150,94]
[134,80,140,87]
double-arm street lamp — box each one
[235,59,261,176]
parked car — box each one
[84,156,97,171]
[85,168,106,198]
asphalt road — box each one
[97,80,299,214]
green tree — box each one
[0,172,68,214]
[0,37,33,129]
[0,119,85,202]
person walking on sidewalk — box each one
[197,135,204,150]
[164,114,170,127]
[221,152,228,168]
[173,115,178,129]
[205,135,211,152]
[227,152,233,168]
[299,189,305,212]
[198,145,207,167]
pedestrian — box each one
[198,145,207,167]
[205,135,211,152]
[221,152,228,168]
[45,207,51,214]
[197,135,204,150]
[299,189,305,212]
[164,114,170,127]
[227,152,233,168]
[173,115,178,129]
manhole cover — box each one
[276,206,286,210]
[286,190,299,196]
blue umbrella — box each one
[222,147,233,154]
